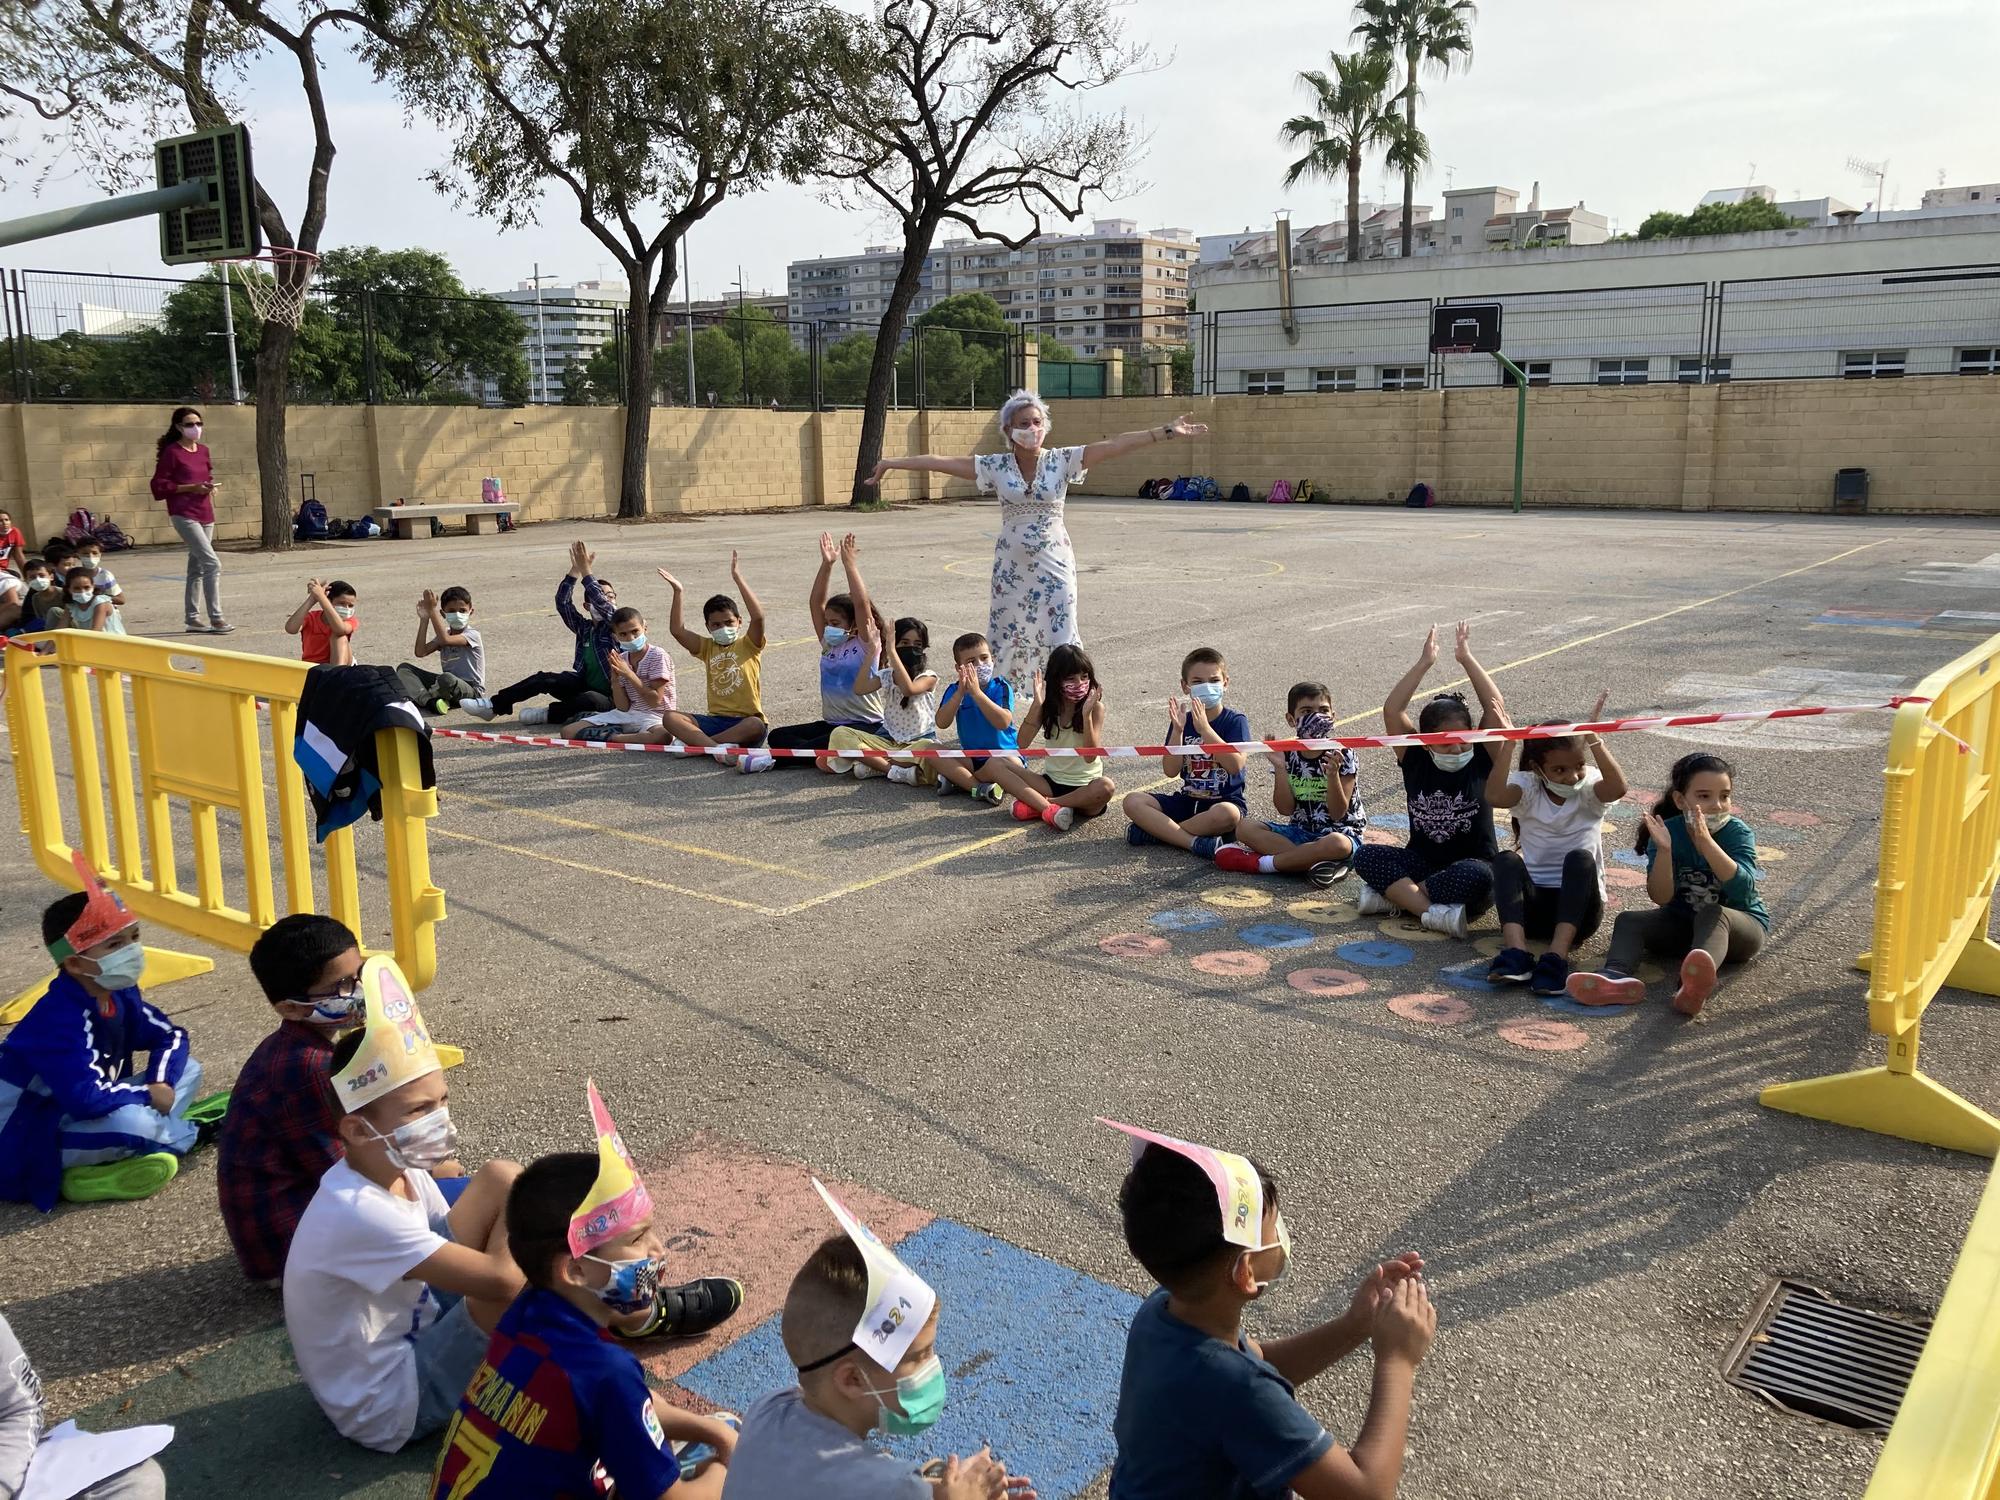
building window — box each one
[1676,357,1732,383]
[1082,344,1097,354]
[1313,367,1358,392]
[1503,360,1553,388]
[1449,236,1462,248]
[1060,287,1074,297]
[1451,206,1464,219]
[1958,348,1999,375]
[1379,366,1426,391]
[1244,370,1286,395]
[1595,358,1649,385]
[1842,350,1906,379]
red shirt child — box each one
[288,580,358,665]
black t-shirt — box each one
[1399,744,1497,872]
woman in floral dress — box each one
[865,391,1208,691]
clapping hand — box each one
[818,532,838,564]
[957,661,979,694]
[840,532,860,564]
[1346,1251,1426,1327]
[1167,695,1188,736]
[568,541,593,578]
[418,589,438,615]
[1642,810,1675,849]
[307,577,329,601]
[656,567,682,593]
[1370,1274,1437,1367]
[1416,623,1439,668]
[1453,619,1474,666]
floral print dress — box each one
[974,445,1087,693]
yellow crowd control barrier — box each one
[1761,631,2000,1156]
[3,634,453,1061]
[1864,1156,2000,1498]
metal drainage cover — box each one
[1723,1278,1932,1432]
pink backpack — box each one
[1267,479,1294,504]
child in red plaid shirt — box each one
[217,916,464,1282]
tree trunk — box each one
[253,320,295,550]
[617,257,661,519]
[850,228,939,505]
[1347,153,1362,263]
[1401,44,1418,258]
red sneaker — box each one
[1565,971,1646,1007]
[1213,843,1262,874]
[1673,950,1718,1016]
[1010,798,1040,822]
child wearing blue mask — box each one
[0,859,205,1210]
[1352,622,1506,940]
[561,606,675,744]
[1122,646,1250,858]
[932,631,1018,803]
[743,532,886,773]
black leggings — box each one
[1605,902,1766,975]
[490,669,611,722]
[764,718,882,768]
[1493,848,1603,943]
[1352,844,1495,921]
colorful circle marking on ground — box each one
[1388,992,1474,1025]
[1440,960,1504,992]
[1473,934,1549,959]
[1368,812,1410,831]
[1286,897,1350,925]
[1760,847,1789,864]
[1612,849,1648,867]
[1148,907,1226,933]
[1336,939,1415,968]
[1201,886,1274,910]
[1238,923,1318,949]
[1767,808,1822,829]
[1192,949,1272,978]
[1498,1018,1590,1052]
[1099,933,1172,958]
[1606,866,1649,889]
[1379,915,1450,944]
[1286,966,1369,998]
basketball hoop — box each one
[1435,345,1475,357]
[227,246,319,330]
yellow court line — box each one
[433,828,785,915]
[1331,538,1896,727]
[445,790,825,881]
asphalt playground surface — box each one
[6,497,2000,1499]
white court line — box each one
[1306,601,1426,634]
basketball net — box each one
[227,247,319,330]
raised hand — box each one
[1347,1251,1426,1327]
[419,589,438,613]
[729,549,743,578]
[863,460,889,488]
[840,532,860,563]
[1417,623,1439,668]
[818,531,838,564]
[1642,810,1675,849]
[1030,670,1046,703]
[1168,412,1210,438]
[656,567,682,592]
[1453,619,1473,665]
[1167,696,1188,735]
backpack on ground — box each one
[497,511,516,533]
[90,518,132,551]
[1166,476,1195,500]
[1295,479,1320,504]
[1197,477,1222,502]
[62,508,97,544]
[293,498,331,541]
[1268,479,1294,504]
[351,515,382,539]
[1404,482,1436,508]
[1229,482,1252,503]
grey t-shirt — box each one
[441,627,485,693]
[0,1314,46,1499]
[720,1388,928,1500]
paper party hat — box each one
[1098,1117,1267,1249]
[331,954,441,1111]
[813,1178,937,1371]
[567,1080,656,1256]
[46,851,138,961]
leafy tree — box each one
[1351,0,1476,258]
[904,293,1013,408]
[316,247,529,403]
[656,304,808,407]
[1121,342,1195,396]
[820,332,880,406]
[1636,199,1808,241]
[1281,51,1419,263]
[825,0,1145,501]
[370,0,872,515]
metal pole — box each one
[1494,352,1527,514]
[220,269,244,404]
[683,238,696,406]
[531,262,549,404]
[735,265,746,405]
[0,179,207,250]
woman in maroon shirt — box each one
[150,404,232,634]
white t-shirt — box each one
[1507,768,1608,892]
[283,1158,451,1452]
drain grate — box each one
[1723,1279,1932,1432]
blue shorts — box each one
[409,1297,490,1443]
[436,1174,472,1206]
[1265,821,1360,850]
[690,712,759,738]
[1153,791,1245,824]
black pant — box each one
[489,669,611,721]
[764,719,850,768]
[1493,848,1604,943]
[1605,902,1766,975]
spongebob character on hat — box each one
[0,853,207,1211]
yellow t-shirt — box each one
[695,635,764,718]
[1045,720,1105,787]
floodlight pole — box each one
[1493,352,1527,514]
[0,180,207,250]
[220,272,244,404]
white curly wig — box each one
[998,388,1052,442]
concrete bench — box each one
[372,502,519,541]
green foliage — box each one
[655,303,809,406]
[1636,199,1808,241]
[1121,343,1196,396]
[1280,50,1422,262]
[317,247,529,402]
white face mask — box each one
[69,590,94,606]
[1008,425,1041,448]
[333,604,357,620]
[711,625,740,646]
[442,611,470,631]
[361,1103,458,1172]
[181,423,202,441]
[1704,810,1733,832]
[1540,774,1584,800]
[1430,748,1475,773]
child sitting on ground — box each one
[0,856,206,1210]
[931,632,1017,803]
[285,957,524,1454]
[60,566,126,635]
[464,543,617,726]
[985,643,1117,831]
[1568,750,1768,1017]
[742,534,885,773]
[1104,1119,1434,1500]
[1216,681,1365,889]
[288,578,359,666]
[428,1084,743,1499]
[1483,695,1627,997]
[397,587,486,714]
[562,607,674,743]
[0,565,27,636]
[724,1180,1034,1500]
[1352,622,1506,939]
[17,556,60,628]
[1122,647,1249,859]
[822,544,939,782]
[77,539,125,609]
[652,550,770,751]
[0,508,26,574]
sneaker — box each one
[1674,949,1718,1016]
[1126,824,1158,847]
[185,1089,231,1148]
[1529,950,1572,997]
[826,756,854,775]
[433,698,451,716]
[614,1277,745,1342]
[1214,843,1262,874]
[518,705,550,726]
[1566,969,1646,1007]
[971,783,1005,805]
[1419,903,1469,940]
[1307,860,1351,889]
[462,698,497,721]
[1010,797,1039,821]
[62,1151,179,1203]
[184,620,211,634]
[887,766,919,786]
[1486,946,1536,984]
[207,619,234,635]
[738,749,777,774]
[1043,804,1076,832]
[1356,886,1393,916]
[937,776,961,796]
[1190,835,1222,860]
[849,761,881,780]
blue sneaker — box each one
[1486,946,1535,984]
[1530,951,1572,997]
[1127,824,1158,847]
[1190,835,1222,860]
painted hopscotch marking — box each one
[1650,666,1910,752]
[1906,553,2000,590]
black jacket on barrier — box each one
[293,664,435,840]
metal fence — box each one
[1715,264,2000,381]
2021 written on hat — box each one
[45,851,139,961]
[331,955,440,1111]
[1097,1117,1271,1250]
[568,1080,654,1257]
[813,1178,937,1371]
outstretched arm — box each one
[864,454,977,486]
[656,570,704,656]
[731,551,767,649]
[1080,412,1209,467]
[1383,625,1440,752]
[1453,621,1506,729]
[807,532,837,636]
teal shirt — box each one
[1649,813,1769,931]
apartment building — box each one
[1205,204,1441,268]
[1437,184,1609,254]
[787,219,1198,354]
[478,280,625,404]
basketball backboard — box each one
[155,124,260,265]
[1430,302,1502,355]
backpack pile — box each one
[62,508,132,551]
[294,498,331,541]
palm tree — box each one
[1352,0,1477,258]
[1279,51,1406,263]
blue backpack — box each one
[293,499,330,541]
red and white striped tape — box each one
[430,697,1934,761]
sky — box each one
[3,0,1995,302]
